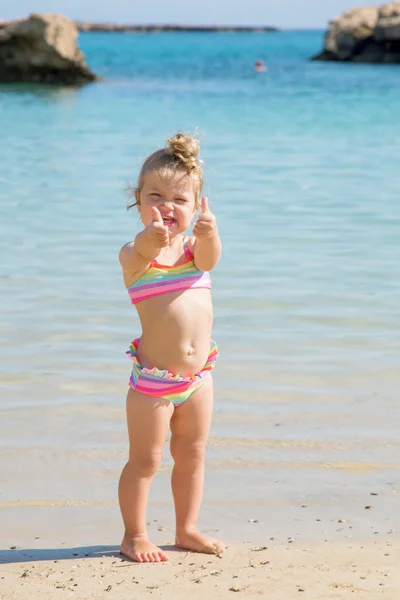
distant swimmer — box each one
[254,59,268,72]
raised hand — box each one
[147,206,169,248]
[193,197,217,239]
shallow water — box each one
[0,31,399,522]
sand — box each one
[1,388,400,598]
[1,539,399,599]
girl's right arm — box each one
[119,207,169,287]
[119,206,169,287]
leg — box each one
[119,388,174,563]
[169,375,225,554]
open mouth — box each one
[162,216,177,227]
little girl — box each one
[118,133,224,563]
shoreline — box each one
[1,539,399,599]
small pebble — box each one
[248,519,258,523]
[365,506,372,510]
[338,519,346,524]
[230,584,241,592]
[158,527,165,532]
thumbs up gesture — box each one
[193,197,217,239]
[146,206,170,248]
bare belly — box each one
[134,289,213,376]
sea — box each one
[0,30,399,543]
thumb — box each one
[151,206,163,224]
[201,197,209,214]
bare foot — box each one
[120,534,169,563]
[175,530,225,555]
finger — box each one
[159,230,170,246]
[153,221,168,232]
[197,213,213,224]
[201,197,209,214]
[193,225,203,238]
[151,206,163,223]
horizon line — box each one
[0,16,327,31]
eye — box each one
[175,198,187,204]
[148,193,162,202]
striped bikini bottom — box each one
[126,339,218,406]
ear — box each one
[135,190,141,210]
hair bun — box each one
[166,133,200,173]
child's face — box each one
[137,171,198,235]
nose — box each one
[162,200,174,210]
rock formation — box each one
[312,2,400,63]
[0,13,98,83]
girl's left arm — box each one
[192,197,222,272]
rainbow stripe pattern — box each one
[127,240,211,304]
[126,339,218,405]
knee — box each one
[170,437,207,466]
[127,449,163,478]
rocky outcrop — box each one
[312,2,400,63]
[0,13,98,83]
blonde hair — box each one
[127,133,204,209]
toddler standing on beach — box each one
[118,133,224,563]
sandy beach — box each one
[1,538,399,599]
[1,395,400,598]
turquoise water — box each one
[1,30,400,433]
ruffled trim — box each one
[126,341,194,383]
[141,366,192,383]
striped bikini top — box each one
[127,239,211,305]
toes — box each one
[132,553,144,563]
[160,552,169,562]
[120,543,168,563]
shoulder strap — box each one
[183,237,194,258]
